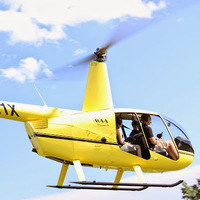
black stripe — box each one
[34,133,118,146]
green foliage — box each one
[181,179,200,200]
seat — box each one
[127,132,150,159]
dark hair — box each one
[132,119,139,127]
[141,114,151,122]
[116,116,122,127]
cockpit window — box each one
[137,114,174,143]
[137,113,179,160]
[163,117,188,139]
[115,112,194,158]
[164,118,194,153]
[115,112,150,159]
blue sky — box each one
[0,0,200,199]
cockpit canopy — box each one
[163,117,194,153]
[115,110,194,159]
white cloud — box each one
[73,48,88,56]
[0,57,51,83]
[0,10,66,45]
[25,165,200,200]
[43,68,53,79]
[1,53,17,62]
[0,0,166,44]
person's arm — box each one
[117,128,133,146]
[116,128,125,145]
[149,137,157,145]
[149,137,163,145]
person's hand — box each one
[126,142,133,147]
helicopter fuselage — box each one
[0,101,194,173]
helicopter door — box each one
[137,114,179,160]
[115,113,148,158]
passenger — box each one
[130,119,141,137]
[127,119,141,145]
[116,117,142,157]
[141,114,178,160]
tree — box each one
[181,179,200,200]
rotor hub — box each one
[94,48,107,62]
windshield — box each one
[163,117,194,153]
[163,117,189,140]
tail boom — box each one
[0,101,61,122]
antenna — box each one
[34,84,48,107]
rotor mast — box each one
[82,48,113,112]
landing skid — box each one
[71,180,183,187]
[47,180,183,191]
[48,185,147,191]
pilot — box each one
[116,117,142,157]
[141,114,178,160]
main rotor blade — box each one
[37,54,93,81]
[54,54,94,74]
[38,18,157,81]
[99,0,198,52]
[38,0,197,81]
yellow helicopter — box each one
[0,38,195,191]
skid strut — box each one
[56,160,86,187]
[113,169,123,189]
[57,163,69,186]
